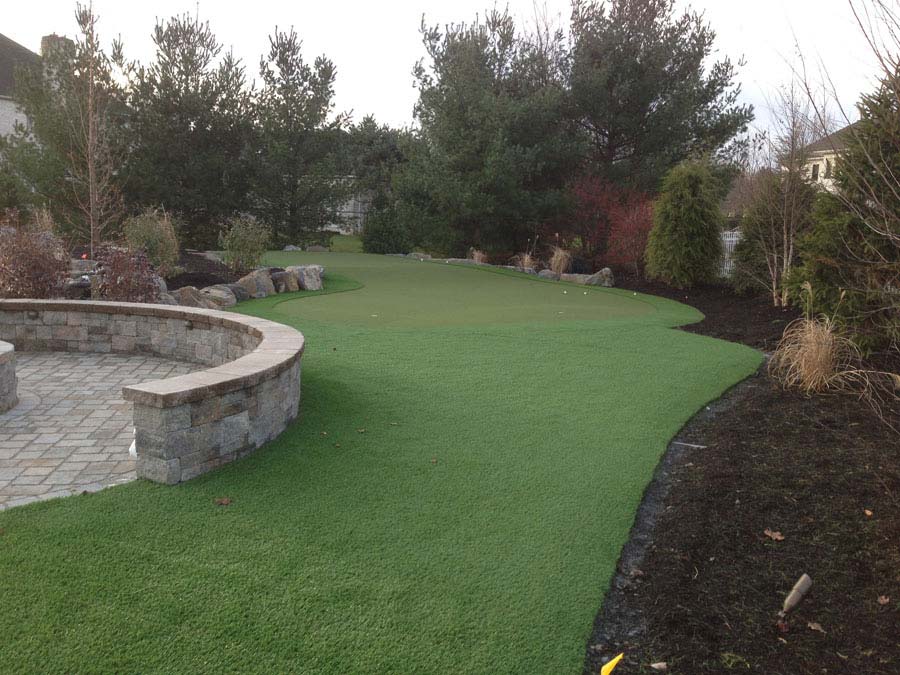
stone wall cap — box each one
[0,299,304,409]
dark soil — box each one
[617,272,800,351]
[165,251,239,290]
[585,279,900,675]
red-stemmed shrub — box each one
[606,197,654,275]
[568,176,653,273]
[0,217,69,299]
[95,245,160,303]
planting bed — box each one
[585,280,900,674]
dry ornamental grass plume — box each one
[511,252,537,271]
[549,246,572,275]
[769,312,860,395]
[770,283,900,430]
[469,249,489,264]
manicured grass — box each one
[328,234,363,253]
[0,253,761,673]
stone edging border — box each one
[0,300,305,484]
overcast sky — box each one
[5,0,881,133]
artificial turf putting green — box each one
[0,253,761,673]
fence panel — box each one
[720,229,742,278]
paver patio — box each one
[0,352,199,510]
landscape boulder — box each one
[272,271,299,293]
[283,244,301,251]
[585,268,615,287]
[157,292,178,306]
[200,284,238,308]
[236,269,276,298]
[560,273,591,284]
[538,269,559,280]
[64,277,92,300]
[286,265,324,291]
[152,275,168,295]
[225,283,250,302]
[172,286,218,309]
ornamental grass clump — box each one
[769,312,860,395]
[219,216,272,273]
[469,248,489,264]
[549,246,572,275]
[123,208,180,277]
[770,284,900,429]
[511,252,537,271]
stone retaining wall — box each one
[0,300,305,484]
[0,340,15,413]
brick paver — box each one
[0,353,199,510]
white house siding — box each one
[0,96,26,138]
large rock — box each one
[585,268,615,287]
[283,244,301,251]
[538,269,559,280]
[286,265,324,291]
[152,275,168,295]
[236,269,276,298]
[200,284,237,308]
[226,283,251,302]
[172,286,218,309]
[560,273,591,285]
[157,292,178,306]
[271,271,299,293]
[64,277,92,299]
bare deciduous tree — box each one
[734,85,827,306]
[64,3,123,258]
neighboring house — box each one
[801,122,859,192]
[323,177,373,235]
[0,34,40,138]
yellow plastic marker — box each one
[600,653,624,675]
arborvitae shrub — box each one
[645,162,723,288]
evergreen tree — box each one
[791,83,900,348]
[123,14,253,247]
[393,9,582,255]
[252,28,346,246]
[570,0,752,191]
[645,161,723,287]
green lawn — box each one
[0,253,761,673]
[328,234,363,253]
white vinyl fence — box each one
[720,229,742,278]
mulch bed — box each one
[165,251,240,291]
[584,276,900,674]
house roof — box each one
[804,122,861,155]
[0,33,40,98]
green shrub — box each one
[362,210,413,254]
[645,162,724,288]
[788,193,898,351]
[123,208,179,277]
[218,216,272,272]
